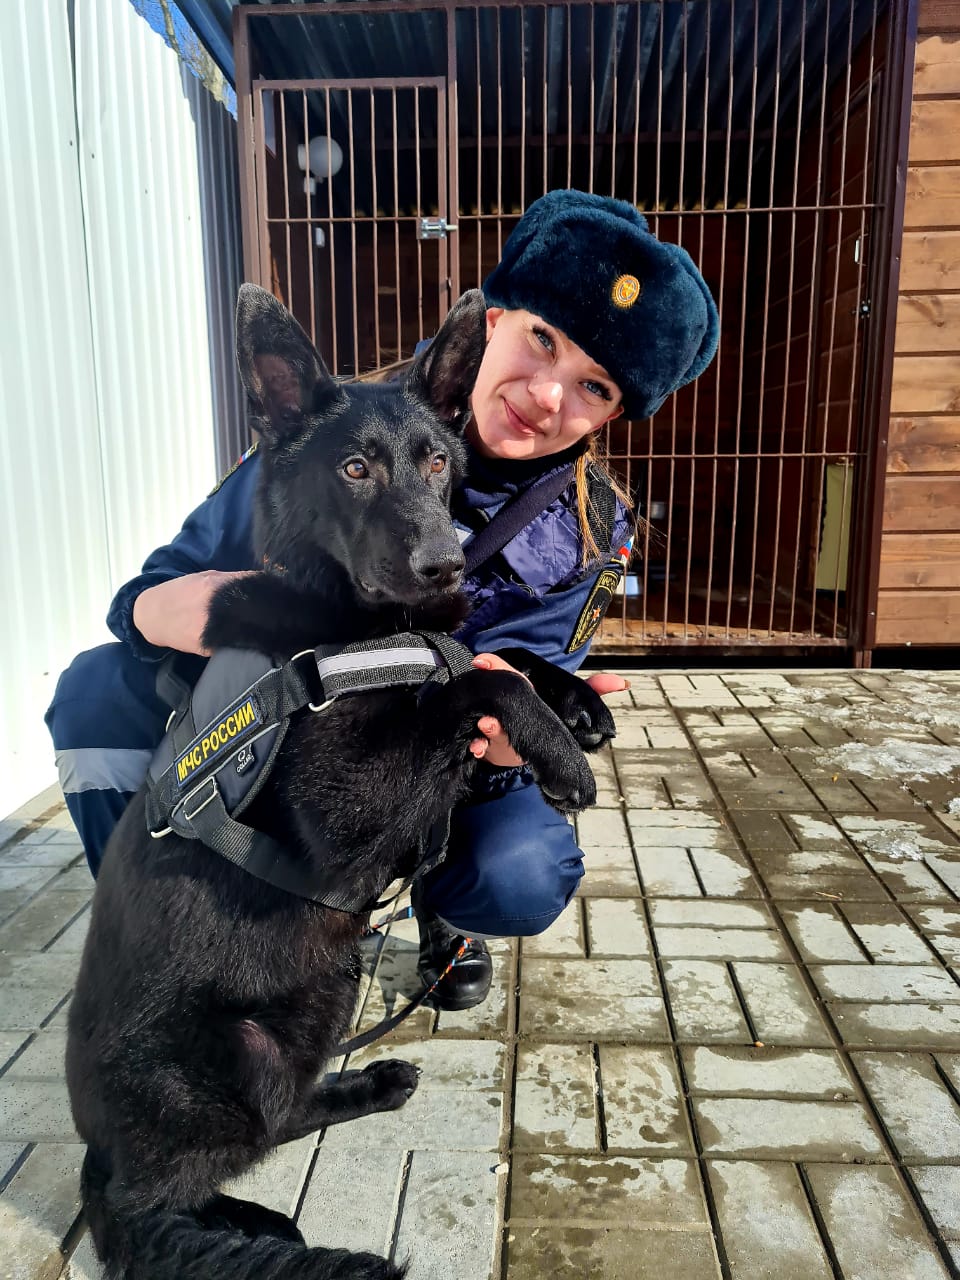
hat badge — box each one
[611,274,642,309]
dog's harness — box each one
[144,631,474,912]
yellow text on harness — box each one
[175,698,260,786]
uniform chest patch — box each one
[566,565,624,653]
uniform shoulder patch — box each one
[566,564,623,653]
[208,440,259,497]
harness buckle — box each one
[290,648,334,713]
[182,776,220,824]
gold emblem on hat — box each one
[611,274,642,309]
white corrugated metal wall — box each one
[0,0,243,818]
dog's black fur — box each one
[66,285,615,1280]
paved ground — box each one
[3,669,960,1279]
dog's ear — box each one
[406,288,487,430]
[235,284,338,443]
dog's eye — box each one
[344,460,369,480]
[429,455,447,474]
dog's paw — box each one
[555,682,617,751]
[529,741,597,814]
[362,1058,420,1111]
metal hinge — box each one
[418,217,458,241]
[859,298,871,318]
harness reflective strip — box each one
[55,747,154,796]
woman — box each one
[46,189,719,1010]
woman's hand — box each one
[469,653,630,767]
[132,570,256,655]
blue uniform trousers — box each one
[45,644,585,937]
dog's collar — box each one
[144,632,474,911]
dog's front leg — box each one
[488,647,617,750]
[277,1060,420,1144]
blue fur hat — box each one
[483,189,720,419]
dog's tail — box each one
[80,1150,406,1280]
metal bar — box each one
[255,76,449,91]
[415,85,424,342]
[476,9,483,286]
[371,88,381,365]
[542,4,548,196]
[248,0,689,15]
[393,87,402,361]
[724,0,760,639]
[446,4,460,301]
[303,92,317,347]
[233,5,259,284]
[326,88,338,374]
[745,0,783,638]
[280,92,292,312]
[851,0,918,657]
[496,12,503,256]
[252,89,271,293]
[588,4,596,190]
[437,82,450,322]
[347,89,359,374]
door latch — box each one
[417,217,458,241]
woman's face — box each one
[467,308,623,461]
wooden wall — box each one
[875,0,960,644]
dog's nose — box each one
[411,546,465,590]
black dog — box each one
[66,285,614,1280]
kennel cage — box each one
[233,0,912,656]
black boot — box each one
[411,882,493,1012]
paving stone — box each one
[519,959,667,1041]
[0,891,91,953]
[860,852,957,903]
[627,810,737,850]
[925,851,960,898]
[0,1031,29,1073]
[733,962,832,1046]
[45,908,91,956]
[0,867,60,897]
[505,1223,721,1278]
[852,1052,960,1160]
[837,813,960,858]
[707,1160,833,1279]
[0,1140,25,1177]
[805,1164,951,1279]
[509,1153,706,1224]
[779,905,866,963]
[584,749,622,808]
[731,810,849,854]
[662,960,750,1043]
[349,1038,504,1090]
[513,1043,597,1151]
[810,965,960,1004]
[634,846,702,896]
[682,1045,854,1098]
[395,1150,502,1280]
[911,1166,960,1242]
[703,750,822,811]
[598,1045,689,1152]
[830,1002,960,1049]
[692,1096,883,1160]
[0,839,83,868]
[521,906,585,958]
[320,1076,502,1153]
[585,899,651,957]
[840,904,937,964]
[578,843,642,897]
[689,847,761,897]
[576,809,630,849]
[296,1147,403,1257]
[649,901,773,928]
[0,1142,83,1280]
[653,927,789,961]
[0,954,78,1031]
[63,1232,102,1279]
[614,751,716,809]
[222,1134,317,1215]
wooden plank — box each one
[875,591,960,644]
[895,294,960,352]
[909,101,960,164]
[882,473,960,531]
[900,231,960,290]
[888,416,960,472]
[918,0,960,33]
[904,165,960,228]
[890,355,960,413]
[914,34,960,94]
[879,533,960,588]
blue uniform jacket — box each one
[107,444,631,674]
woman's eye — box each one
[430,454,447,474]
[582,380,611,402]
[344,459,369,479]
[533,326,554,354]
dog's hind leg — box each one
[278,1060,419,1144]
[196,1193,305,1244]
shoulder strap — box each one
[463,464,575,576]
[585,462,618,559]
